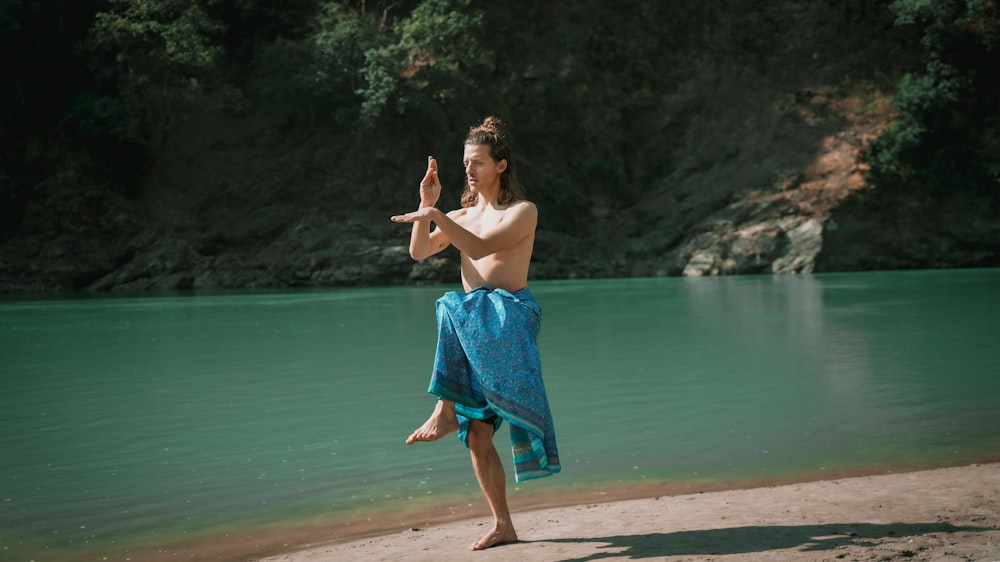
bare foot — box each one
[469,523,518,551]
[405,403,459,444]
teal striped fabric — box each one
[428,287,561,482]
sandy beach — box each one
[253,462,1000,562]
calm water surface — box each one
[2,270,999,560]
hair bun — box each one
[478,116,503,136]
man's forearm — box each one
[429,210,491,260]
[408,216,433,260]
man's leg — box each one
[466,419,518,550]
[405,399,459,444]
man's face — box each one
[463,144,506,193]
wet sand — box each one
[251,462,1000,562]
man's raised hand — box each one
[420,156,441,207]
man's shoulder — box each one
[506,199,537,213]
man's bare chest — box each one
[455,209,508,236]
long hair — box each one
[460,116,526,207]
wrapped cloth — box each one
[428,286,561,482]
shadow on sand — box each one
[529,522,996,561]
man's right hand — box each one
[419,156,441,207]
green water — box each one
[2,270,999,560]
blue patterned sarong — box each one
[428,286,561,482]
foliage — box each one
[3,0,999,243]
[86,0,226,145]
[245,1,392,125]
[242,0,490,131]
[867,0,1000,191]
[356,0,489,126]
[866,61,961,182]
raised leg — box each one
[466,419,518,550]
[405,399,459,444]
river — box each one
[2,269,998,560]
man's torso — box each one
[451,202,534,292]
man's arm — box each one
[393,202,537,260]
[434,202,536,259]
[408,214,453,261]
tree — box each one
[867,0,999,192]
[354,0,491,127]
[86,0,226,149]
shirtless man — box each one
[391,116,560,550]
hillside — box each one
[1,1,996,293]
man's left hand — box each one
[391,207,439,223]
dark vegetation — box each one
[1,0,997,292]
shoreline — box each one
[252,461,1000,561]
[59,459,997,562]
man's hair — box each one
[461,116,526,207]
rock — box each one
[683,250,721,276]
[725,223,787,274]
[676,214,827,276]
[772,218,823,274]
[87,228,198,291]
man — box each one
[390,116,560,550]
